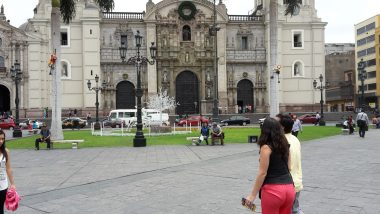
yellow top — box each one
[285,133,303,192]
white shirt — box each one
[0,154,8,190]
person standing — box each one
[347,115,354,134]
[280,115,304,214]
[35,125,51,150]
[245,118,295,214]
[356,109,369,138]
[315,112,321,126]
[291,115,303,137]
[0,130,17,213]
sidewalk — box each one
[8,128,380,213]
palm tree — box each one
[269,0,300,117]
[50,0,114,140]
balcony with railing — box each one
[228,15,262,22]
[226,49,266,62]
[102,12,144,20]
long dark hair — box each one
[0,130,8,162]
[258,117,289,161]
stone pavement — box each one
[6,128,380,213]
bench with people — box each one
[193,122,224,146]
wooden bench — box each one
[51,139,84,149]
[186,137,200,145]
[211,135,224,145]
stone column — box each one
[217,24,227,108]
[146,23,157,97]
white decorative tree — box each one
[147,88,178,125]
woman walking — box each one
[0,130,16,213]
[245,118,295,214]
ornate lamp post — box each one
[10,60,22,137]
[87,74,106,130]
[210,0,220,122]
[357,58,367,109]
[313,74,329,126]
[119,30,157,147]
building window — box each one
[357,38,366,46]
[357,50,366,58]
[366,22,375,31]
[60,26,70,47]
[292,30,304,49]
[242,36,248,50]
[357,26,365,35]
[121,35,128,47]
[367,59,376,67]
[292,60,304,77]
[61,59,71,79]
[367,34,375,43]
[182,25,191,41]
[368,83,376,91]
[367,71,376,79]
[367,47,375,55]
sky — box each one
[1,0,380,43]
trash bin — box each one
[248,135,258,143]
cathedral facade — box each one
[0,0,326,117]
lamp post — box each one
[10,60,22,137]
[210,0,220,122]
[357,58,367,110]
[119,30,157,147]
[313,74,329,126]
[87,74,106,130]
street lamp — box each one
[210,0,220,123]
[119,30,156,147]
[87,74,106,130]
[313,74,329,126]
[357,58,367,110]
[10,60,22,137]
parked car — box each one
[0,118,16,130]
[102,118,126,128]
[62,117,87,129]
[298,114,317,124]
[221,116,250,126]
[19,119,45,129]
[176,115,210,127]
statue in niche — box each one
[206,71,211,82]
[185,53,189,62]
[207,87,211,98]
[163,71,168,82]
[294,63,300,76]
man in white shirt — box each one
[356,109,370,138]
[280,115,303,214]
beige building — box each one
[0,0,326,117]
[355,15,380,110]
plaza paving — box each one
[7,128,380,213]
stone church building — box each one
[0,0,326,117]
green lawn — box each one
[6,126,341,149]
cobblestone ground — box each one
[7,128,380,213]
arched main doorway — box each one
[237,79,254,113]
[175,71,199,115]
[0,85,10,113]
[116,81,136,109]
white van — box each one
[108,109,137,125]
[142,109,170,126]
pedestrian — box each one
[356,109,369,138]
[69,109,72,118]
[291,115,302,137]
[86,112,92,121]
[280,115,303,214]
[211,122,224,146]
[315,112,320,126]
[197,122,209,145]
[35,125,51,150]
[73,109,78,117]
[0,130,17,213]
[347,115,354,134]
[244,117,295,214]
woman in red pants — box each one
[245,117,295,214]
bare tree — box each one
[147,88,178,125]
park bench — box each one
[51,139,84,149]
[186,137,200,145]
[211,135,224,145]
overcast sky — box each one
[2,0,380,43]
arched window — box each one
[292,60,304,77]
[182,25,191,41]
[61,59,71,79]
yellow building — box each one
[355,15,380,111]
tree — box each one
[269,0,300,117]
[50,0,114,140]
[147,88,179,125]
